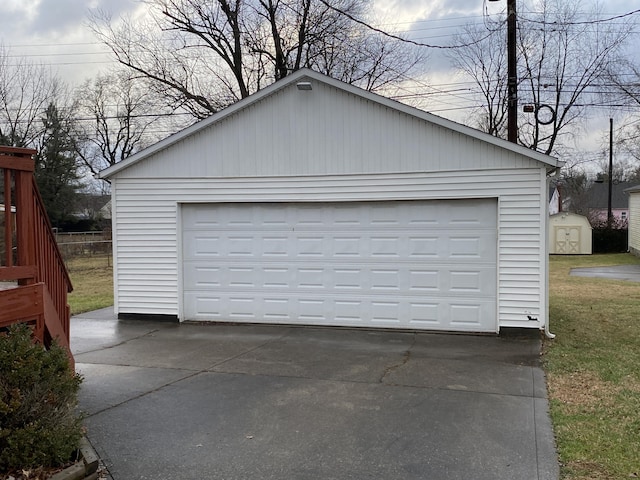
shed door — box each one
[554,225,581,254]
[182,199,497,332]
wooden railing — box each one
[0,146,74,368]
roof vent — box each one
[296,81,312,91]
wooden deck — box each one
[0,146,74,368]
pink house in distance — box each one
[585,181,637,227]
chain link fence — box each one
[55,231,112,263]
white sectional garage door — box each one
[182,199,497,332]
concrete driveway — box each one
[72,308,558,480]
[570,264,640,282]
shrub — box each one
[0,324,83,471]
[591,225,628,254]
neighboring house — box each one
[583,181,637,226]
[99,69,562,334]
[72,194,111,222]
[627,185,640,256]
[99,200,111,221]
[549,185,561,215]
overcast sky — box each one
[5,1,639,85]
[2,0,640,158]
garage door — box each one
[182,199,497,331]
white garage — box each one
[100,69,561,333]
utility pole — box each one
[507,0,517,144]
[608,117,613,227]
[490,0,518,143]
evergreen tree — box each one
[34,103,82,227]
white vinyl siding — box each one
[120,82,544,180]
[629,192,640,254]
[111,168,545,328]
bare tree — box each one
[0,45,61,147]
[603,60,640,171]
[73,70,174,176]
[605,58,640,107]
[447,23,508,137]
[518,0,631,155]
[90,0,423,119]
[449,0,632,156]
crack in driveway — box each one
[379,333,416,383]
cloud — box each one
[391,0,482,74]
[29,0,138,36]
[0,1,38,41]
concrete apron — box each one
[72,308,558,480]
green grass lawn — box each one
[65,256,114,315]
[546,253,640,479]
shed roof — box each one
[100,69,561,179]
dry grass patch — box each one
[561,460,615,480]
[546,371,615,409]
[65,255,113,315]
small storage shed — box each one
[100,69,562,334]
[549,212,592,254]
[627,185,640,256]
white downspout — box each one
[545,167,560,339]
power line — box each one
[316,0,499,49]
[521,8,640,26]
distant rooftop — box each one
[586,181,639,209]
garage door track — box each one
[72,308,558,480]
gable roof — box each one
[586,181,639,209]
[99,68,561,179]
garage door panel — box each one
[332,267,362,290]
[449,271,482,292]
[334,299,362,322]
[408,302,440,325]
[182,235,220,257]
[297,268,325,289]
[185,293,223,319]
[333,236,362,257]
[370,236,401,257]
[186,292,497,331]
[263,236,289,256]
[186,231,493,262]
[449,269,495,293]
[408,236,439,257]
[446,203,487,226]
[261,267,289,288]
[183,264,218,288]
[370,268,400,291]
[409,270,439,292]
[450,303,487,328]
[332,203,369,228]
[228,296,257,319]
[228,267,255,288]
[182,200,497,331]
[184,263,495,296]
[371,301,401,323]
[448,234,496,259]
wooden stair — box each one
[0,146,74,368]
